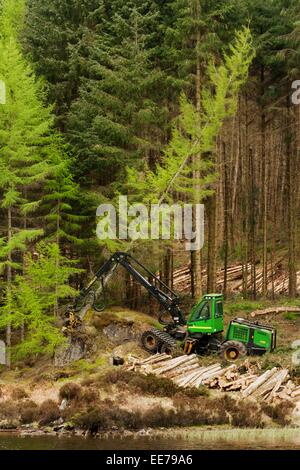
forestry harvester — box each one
[63,252,276,362]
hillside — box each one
[1,303,300,436]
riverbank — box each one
[1,427,300,450]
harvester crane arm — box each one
[65,252,186,331]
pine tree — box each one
[0,242,81,361]
[24,0,100,129]
[126,27,255,211]
[43,144,83,248]
[66,0,168,186]
[159,0,249,296]
[0,0,78,362]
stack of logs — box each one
[172,260,300,295]
[128,354,300,403]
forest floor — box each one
[1,300,300,436]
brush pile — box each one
[127,354,300,404]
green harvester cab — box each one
[184,293,276,360]
[187,293,224,335]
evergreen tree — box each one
[0,0,82,361]
[43,144,83,248]
[125,27,254,262]
[0,243,80,361]
[66,0,166,187]
[24,0,100,129]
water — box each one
[1,429,300,450]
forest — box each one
[0,0,300,364]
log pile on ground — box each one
[127,354,300,404]
[250,307,300,318]
[172,260,300,295]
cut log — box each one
[154,355,197,375]
[264,370,289,402]
[165,360,200,379]
[242,368,278,397]
[175,368,205,387]
[177,364,220,388]
[193,365,222,387]
[250,307,300,318]
[140,354,171,366]
[203,365,237,385]
[254,370,288,398]
[291,388,300,398]
[221,374,257,390]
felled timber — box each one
[250,307,300,318]
[129,354,295,403]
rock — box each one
[138,428,151,436]
[103,323,138,344]
[64,423,75,431]
[53,424,65,432]
[59,399,68,411]
[109,355,125,366]
[0,419,19,429]
[54,337,86,366]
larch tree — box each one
[0,242,80,362]
[125,27,255,293]
[0,0,79,362]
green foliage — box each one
[43,143,86,246]
[66,0,166,185]
[0,0,61,282]
[0,242,81,360]
[0,229,43,274]
[126,27,255,206]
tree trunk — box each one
[54,201,60,317]
[223,141,229,298]
[6,206,12,368]
[287,99,297,297]
[261,65,268,297]
[249,146,257,300]
[207,193,217,293]
[190,0,202,300]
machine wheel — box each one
[219,340,247,362]
[160,343,173,355]
[160,343,183,357]
[141,330,162,353]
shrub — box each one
[80,377,95,387]
[104,370,181,397]
[261,401,294,426]
[39,400,61,425]
[181,386,209,398]
[59,382,82,401]
[73,407,114,434]
[20,401,39,424]
[11,387,28,400]
[0,400,19,420]
[81,389,99,404]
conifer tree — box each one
[0,243,80,361]
[0,0,77,362]
[127,27,255,197]
[66,0,166,186]
[24,0,100,129]
[126,27,255,267]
